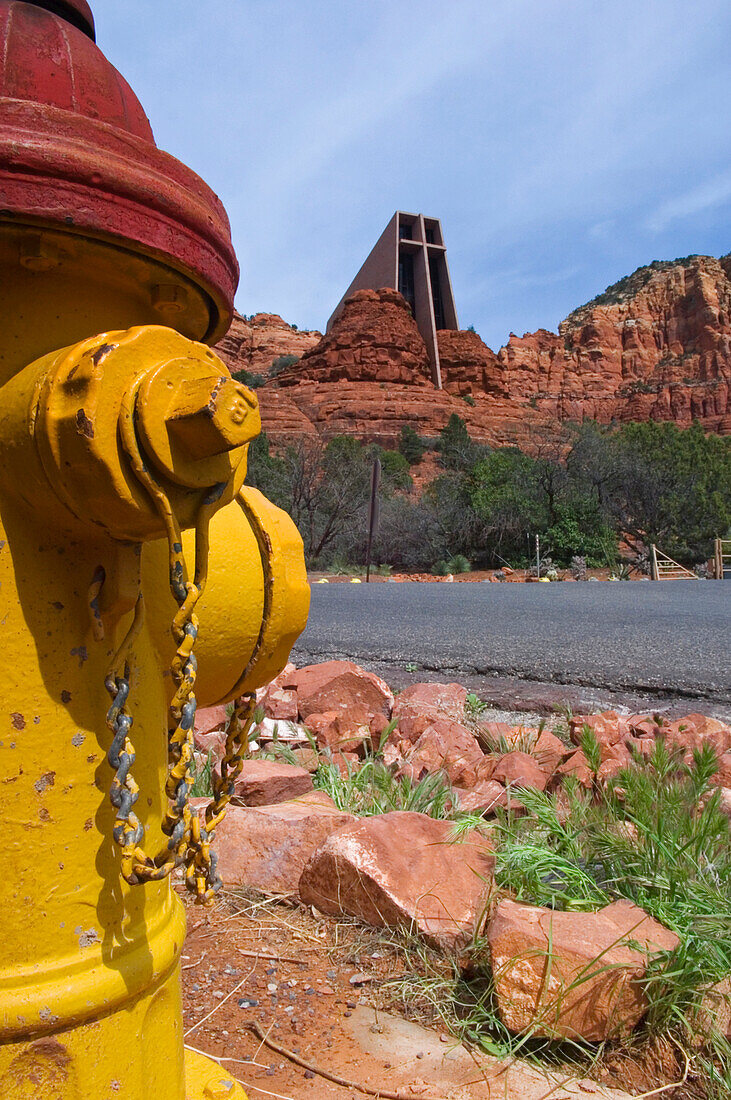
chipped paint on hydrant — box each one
[0,3,309,1096]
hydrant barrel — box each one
[0,3,308,1097]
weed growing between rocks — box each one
[444,741,731,1096]
[193,668,731,1096]
[191,750,214,797]
[314,757,456,818]
[286,737,730,1092]
[263,719,462,819]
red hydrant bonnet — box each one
[0,0,239,343]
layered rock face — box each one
[214,255,731,448]
[279,288,432,385]
[215,310,320,379]
[494,256,731,432]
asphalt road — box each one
[294,580,731,705]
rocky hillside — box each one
[215,310,320,378]
[214,255,731,448]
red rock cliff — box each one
[493,255,731,431]
[278,288,432,385]
[215,254,731,448]
[215,310,321,378]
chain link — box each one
[104,592,176,883]
[186,693,256,903]
[102,382,254,904]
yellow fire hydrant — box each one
[0,2,309,1096]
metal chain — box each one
[186,692,256,903]
[100,383,254,904]
[104,592,176,883]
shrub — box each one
[269,353,299,378]
[492,743,731,1042]
[231,367,264,388]
[398,425,426,465]
[433,554,471,575]
[437,414,477,470]
[545,497,617,566]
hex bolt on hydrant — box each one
[0,3,310,1096]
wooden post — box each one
[715,538,722,580]
[365,456,381,583]
[651,543,659,581]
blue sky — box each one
[93,1,730,350]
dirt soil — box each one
[180,888,657,1100]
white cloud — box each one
[89,0,731,341]
[645,171,731,233]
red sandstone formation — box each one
[278,288,432,385]
[494,255,731,432]
[214,255,731,448]
[215,310,320,379]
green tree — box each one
[436,414,484,470]
[268,353,299,378]
[607,422,731,561]
[469,448,547,559]
[546,496,617,566]
[244,431,289,508]
[398,425,426,465]
[375,448,413,492]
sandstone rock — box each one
[438,329,502,396]
[261,684,299,721]
[214,310,320,380]
[532,729,572,778]
[447,753,497,790]
[306,711,368,755]
[477,721,537,753]
[557,749,594,787]
[196,704,228,736]
[494,257,731,438]
[628,715,658,738]
[230,256,731,453]
[392,682,468,741]
[718,787,731,821]
[492,751,548,792]
[286,661,393,735]
[570,711,629,749]
[331,751,361,777]
[256,715,308,741]
[299,811,495,951]
[282,659,355,698]
[279,288,432,386]
[381,741,407,769]
[597,755,630,783]
[715,754,731,787]
[234,759,314,805]
[407,719,484,787]
[367,712,395,751]
[488,898,680,1040]
[204,797,355,896]
[289,745,321,772]
[193,729,227,764]
[457,781,512,815]
[666,713,731,758]
[476,721,513,748]
[691,977,731,1044]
